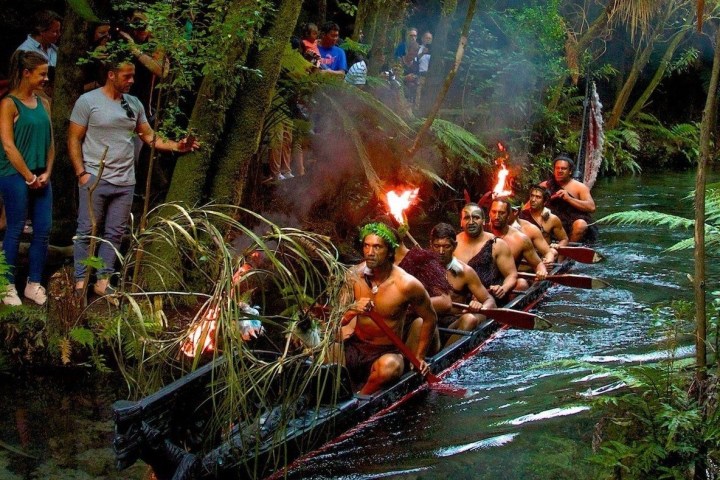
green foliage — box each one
[599,182,720,252]
[340,38,370,57]
[627,114,700,168]
[460,1,568,142]
[424,118,490,167]
[69,327,95,348]
[667,48,699,76]
[603,123,642,175]
[587,305,719,479]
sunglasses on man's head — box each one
[120,97,135,120]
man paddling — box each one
[337,223,437,395]
[487,198,548,290]
[430,223,496,346]
[541,155,597,243]
[507,205,558,266]
[454,203,517,301]
[519,184,569,247]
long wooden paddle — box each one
[517,272,610,289]
[451,302,552,330]
[343,310,468,396]
[555,245,604,264]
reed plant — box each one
[100,203,352,473]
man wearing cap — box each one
[336,222,436,395]
[540,155,597,242]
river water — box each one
[0,171,715,479]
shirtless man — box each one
[509,206,558,266]
[519,184,569,248]
[541,156,596,242]
[454,203,517,301]
[487,199,548,290]
[430,223,496,346]
[338,223,437,395]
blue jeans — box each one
[0,174,53,284]
[74,175,134,281]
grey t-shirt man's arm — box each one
[69,89,147,186]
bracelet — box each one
[76,171,89,178]
[25,174,37,185]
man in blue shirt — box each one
[317,22,347,76]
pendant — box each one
[371,285,379,295]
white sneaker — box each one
[283,172,295,179]
[277,173,287,181]
[3,284,22,306]
[24,282,47,306]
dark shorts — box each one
[438,314,459,328]
[343,336,399,384]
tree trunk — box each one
[692,18,720,480]
[419,0,459,115]
[626,28,689,120]
[695,18,719,396]
[209,0,303,206]
[547,4,611,111]
[606,38,655,130]
[141,0,258,292]
[408,0,477,157]
[163,0,257,208]
[49,4,94,245]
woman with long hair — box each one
[0,50,54,306]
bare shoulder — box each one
[40,96,51,112]
[394,266,425,294]
[569,179,591,195]
[0,96,16,112]
[492,237,512,255]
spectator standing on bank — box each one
[16,10,62,68]
[0,51,54,306]
[68,59,197,299]
[317,22,347,76]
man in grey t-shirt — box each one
[68,60,198,299]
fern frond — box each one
[59,338,72,365]
[421,118,489,165]
[69,327,95,348]
[415,167,456,190]
[598,211,694,230]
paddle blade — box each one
[533,315,553,330]
[547,274,609,289]
[478,308,552,330]
[429,381,468,397]
[556,246,604,264]
[517,272,610,290]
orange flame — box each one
[386,188,419,224]
[181,309,218,357]
[492,143,512,198]
[182,258,256,358]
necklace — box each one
[364,270,391,295]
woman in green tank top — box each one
[0,51,54,306]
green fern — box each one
[69,327,95,348]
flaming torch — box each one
[492,143,513,198]
[181,255,261,358]
[386,188,420,247]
